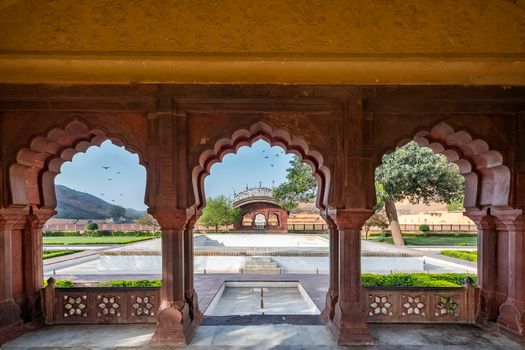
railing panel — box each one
[44,282,160,325]
[364,286,477,323]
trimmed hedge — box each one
[441,250,478,262]
[49,273,476,289]
[43,250,82,259]
[97,280,162,288]
[360,273,476,288]
[43,230,160,237]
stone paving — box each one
[4,323,524,349]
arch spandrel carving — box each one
[377,121,511,210]
[6,118,149,209]
[190,121,332,212]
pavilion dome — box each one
[232,186,279,207]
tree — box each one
[363,212,389,240]
[136,213,159,228]
[375,141,464,246]
[200,196,241,232]
[108,205,126,222]
[86,222,98,231]
[273,156,317,211]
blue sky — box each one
[55,140,293,210]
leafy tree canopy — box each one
[136,213,159,227]
[108,205,127,222]
[86,222,98,230]
[375,142,464,206]
[200,196,241,232]
[273,156,317,211]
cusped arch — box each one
[192,121,331,211]
[9,118,147,209]
[390,121,510,209]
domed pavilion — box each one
[232,186,288,232]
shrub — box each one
[360,273,477,288]
[43,231,81,237]
[86,223,98,230]
[419,224,430,233]
[441,250,478,262]
[94,280,162,288]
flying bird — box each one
[111,199,115,202]
[117,171,121,174]
[101,193,105,196]
[102,166,110,170]
[264,156,269,159]
[270,164,274,167]
[119,194,123,196]
[108,178,113,181]
[275,154,279,157]
[262,150,266,153]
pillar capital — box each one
[327,208,373,230]
[0,206,29,231]
[149,208,196,230]
[491,207,523,231]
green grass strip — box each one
[43,236,153,245]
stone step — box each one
[250,257,273,263]
[244,262,278,269]
[244,261,278,267]
[242,267,282,274]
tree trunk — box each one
[215,225,219,232]
[384,199,405,246]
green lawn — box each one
[43,236,154,245]
[369,234,477,246]
[43,250,83,259]
[441,250,478,262]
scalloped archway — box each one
[391,121,510,209]
[9,119,147,209]
[192,121,331,211]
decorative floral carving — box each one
[402,295,426,316]
[435,295,459,317]
[97,295,121,317]
[368,295,393,316]
[63,295,87,317]
[131,295,155,316]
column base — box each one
[150,300,201,347]
[497,299,525,337]
[477,290,499,324]
[185,289,203,322]
[0,298,29,345]
[321,290,338,322]
[326,302,373,346]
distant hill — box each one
[54,185,145,220]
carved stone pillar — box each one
[21,208,54,322]
[321,213,338,322]
[494,209,525,336]
[184,212,202,323]
[464,208,499,323]
[150,209,198,346]
[327,209,373,345]
[0,208,28,345]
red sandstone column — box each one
[328,209,373,345]
[495,209,525,336]
[184,214,202,322]
[322,213,338,321]
[0,208,27,345]
[21,209,53,321]
[150,209,196,346]
[464,209,499,322]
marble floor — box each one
[4,323,524,349]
